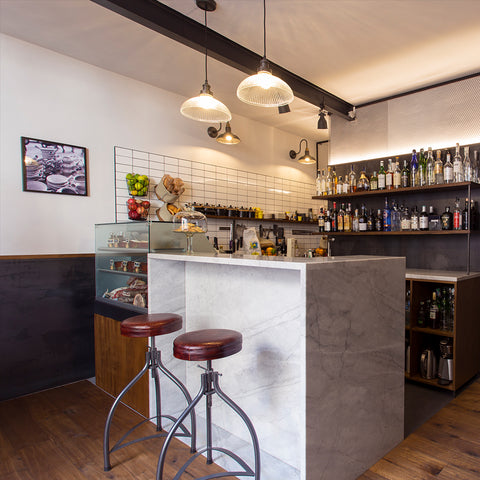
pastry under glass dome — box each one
[172,209,208,254]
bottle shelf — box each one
[405,373,455,391]
[411,326,454,337]
[312,181,480,201]
[313,230,470,236]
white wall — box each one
[330,75,480,165]
[0,34,320,255]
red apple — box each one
[142,201,150,208]
[136,206,145,215]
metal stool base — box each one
[103,340,196,471]
[156,360,260,480]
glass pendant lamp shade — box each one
[181,82,232,123]
[237,58,294,108]
[216,122,240,144]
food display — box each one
[103,277,147,307]
[172,209,208,254]
[127,198,150,220]
[126,173,149,197]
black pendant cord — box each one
[204,9,208,83]
[263,0,266,58]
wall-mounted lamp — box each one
[289,138,316,165]
[207,122,241,145]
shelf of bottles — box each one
[313,143,480,236]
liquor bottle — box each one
[453,197,461,230]
[419,205,429,231]
[336,176,343,195]
[356,167,370,191]
[418,148,427,186]
[429,290,440,329]
[331,201,338,232]
[428,205,440,231]
[434,150,444,185]
[464,146,473,181]
[393,158,401,189]
[320,170,327,195]
[315,170,322,196]
[370,171,378,191]
[337,203,345,232]
[471,200,478,230]
[453,143,464,182]
[378,160,386,190]
[401,159,410,188]
[410,149,419,187]
[444,152,454,184]
[391,201,400,231]
[366,209,375,231]
[462,198,469,230]
[326,167,334,195]
[342,176,349,194]
[401,206,411,231]
[426,147,435,185]
[474,150,479,183]
[332,167,338,192]
[318,208,325,232]
[386,158,394,190]
[410,206,419,231]
[375,209,383,231]
[344,203,352,232]
[324,209,332,232]
[441,206,453,230]
[358,204,368,232]
[352,209,360,232]
[348,164,357,193]
[383,197,391,232]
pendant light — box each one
[289,139,316,165]
[180,3,232,123]
[236,0,294,108]
[207,122,241,145]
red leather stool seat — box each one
[120,313,182,338]
[174,329,242,361]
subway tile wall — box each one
[115,147,325,254]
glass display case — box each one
[95,222,214,313]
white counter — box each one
[148,253,405,480]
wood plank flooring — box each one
[0,380,226,480]
[358,379,480,479]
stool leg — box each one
[152,365,162,431]
[205,360,213,464]
[212,372,261,480]
[156,380,206,480]
[157,355,197,453]
[103,355,150,471]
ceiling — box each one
[1,0,480,142]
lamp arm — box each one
[289,138,308,160]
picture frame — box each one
[21,136,88,196]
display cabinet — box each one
[404,270,480,391]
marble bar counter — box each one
[148,253,405,480]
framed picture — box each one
[21,136,88,196]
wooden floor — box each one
[358,379,480,479]
[0,380,226,480]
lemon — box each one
[131,190,138,196]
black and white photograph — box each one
[22,136,88,196]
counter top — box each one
[149,252,404,270]
[406,269,480,282]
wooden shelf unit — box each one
[405,271,480,392]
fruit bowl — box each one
[127,197,150,220]
[126,173,149,197]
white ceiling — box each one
[1,0,480,142]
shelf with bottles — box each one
[317,229,471,236]
[314,142,480,200]
[312,181,480,201]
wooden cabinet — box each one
[405,270,480,391]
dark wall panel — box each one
[0,256,95,400]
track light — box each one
[289,138,315,165]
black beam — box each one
[90,0,354,117]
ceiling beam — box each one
[90,0,354,118]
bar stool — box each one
[156,328,260,480]
[103,313,196,471]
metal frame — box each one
[156,360,261,480]
[103,337,196,471]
